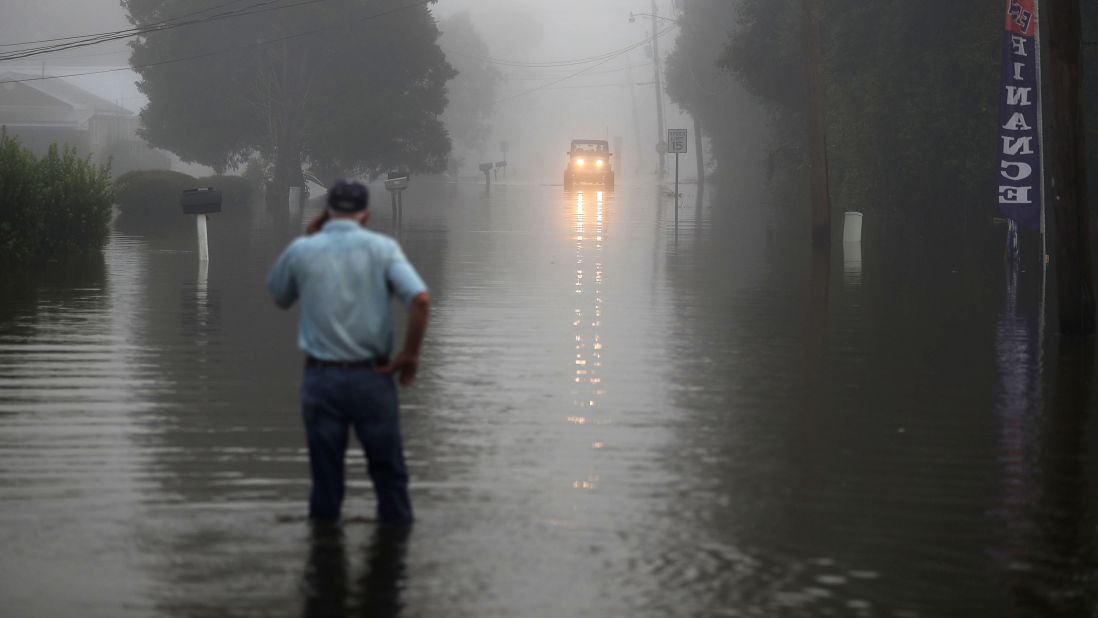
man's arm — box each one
[266,242,299,309]
[380,292,430,386]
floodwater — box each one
[1,176,1096,618]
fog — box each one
[0,0,739,181]
[4,2,1098,616]
[435,0,694,179]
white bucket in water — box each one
[843,211,863,243]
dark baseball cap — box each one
[327,179,369,212]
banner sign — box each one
[997,0,1042,229]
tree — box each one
[123,0,455,205]
[664,1,760,178]
[711,2,1003,245]
[437,11,503,172]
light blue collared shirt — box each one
[266,219,428,361]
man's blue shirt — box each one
[266,219,427,361]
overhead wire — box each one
[0,0,338,62]
[0,0,433,84]
[2,1,678,109]
[0,0,257,47]
[496,61,653,81]
[494,24,676,104]
[445,33,670,70]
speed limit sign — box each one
[668,129,688,154]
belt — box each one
[305,356,381,369]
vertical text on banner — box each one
[997,0,1043,229]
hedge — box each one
[114,170,257,219]
[0,130,113,263]
[113,169,196,218]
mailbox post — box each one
[181,188,222,262]
[479,162,494,191]
[384,170,409,227]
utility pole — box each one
[1046,0,1095,335]
[651,0,666,177]
[694,114,704,193]
[805,0,830,251]
[627,62,645,173]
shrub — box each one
[0,130,113,263]
[196,174,256,207]
[113,169,196,218]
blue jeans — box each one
[301,365,413,525]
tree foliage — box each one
[663,1,754,174]
[437,11,503,169]
[667,0,1097,248]
[123,0,455,202]
[0,131,113,263]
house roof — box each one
[0,71,135,130]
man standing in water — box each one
[267,180,429,526]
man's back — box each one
[266,219,426,362]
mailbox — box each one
[384,177,409,191]
[387,169,410,180]
[495,161,507,168]
[181,188,222,214]
[478,162,494,173]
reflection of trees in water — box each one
[0,253,107,330]
[129,202,295,503]
[999,339,1096,617]
[654,181,1093,613]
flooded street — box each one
[1,178,1096,617]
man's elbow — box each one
[410,292,431,311]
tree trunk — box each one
[269,138,303,210]
[265,30,310,210]
[805,0,831,252]
[693,113,705,192]
[1046,0,1095,335]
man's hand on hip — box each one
[379,353,419,386]
[381,292,430,387]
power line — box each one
[0,0,256,47]
[1,48,130,64]
[499,81,650,92]
[494,25,675,104]
[0,0,334,62]
[446,32,671,70]
[496,61,653,81]
[0,0,432,84]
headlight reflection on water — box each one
[570,186,608,490]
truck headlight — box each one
[576,158,585,167]
[595,159,604,168]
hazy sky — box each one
[0,0,673,83]
[0,0,693,175]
